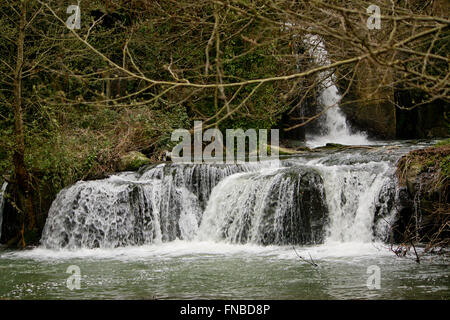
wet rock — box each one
[337,61,396,139]
[395,145,449,244]
[405,163,422,195]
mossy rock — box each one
[395,145,449,246]
[325,143,345,149]
[314,143,346,150]
[268,144,310,155]
[405,163,423,194]
[118,151,151,171]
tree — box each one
[38,0,449,132]
[0,0,448,246]
[1,0,40,246]
[0,0,127,245]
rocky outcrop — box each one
[394,143,449,245]
[337,60,449,140]
[253,168,329,245]
[337,61,397,139]
[395,92,449,139]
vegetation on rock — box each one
[396,141,449,251]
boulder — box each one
[118,151,151,171]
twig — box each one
[292,246,318,267]
[410,241,420,264]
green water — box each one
[0,242,448,300]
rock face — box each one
[337,61,397,139]
[337,61,449,140]
[394,145,449,244]
[433,0,449,16]
[118,151,151,171]
[395,93,449,139]
[255,169,328,245]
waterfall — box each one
[41,175,203,248]
[197,167,328,245]
[0,182,7,242]
[304,34,370,148]
[40,149,401,249]
[304,160,396,243]
[41,161,281,249]
[35,37,406,251]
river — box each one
[0,141,448,300]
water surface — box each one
[1,242,448,299]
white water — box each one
[36,147,401,258]
[304,35,370,148]
[304,160,396,244]
[197,166,327,245]
[6,240,391,262]
[0,182,7,242]
[40,161,282,249]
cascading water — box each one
[4,142,448,301]
[41,161,281,249]
[37,33,419,251]
[197,167,328,245]
[41,175,203,248]
[40,147,408,250]
[304,34,370,148]
[0,182,7,242]
[303,160,396,243]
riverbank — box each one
[395,140,449,251]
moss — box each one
[397,145,449,186]
[268,144,308,155]
[440,155,450,178]
[436,138,450,147]
[324,143,345,149]
[118,151,151,171]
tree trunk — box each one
[13,1,34,248]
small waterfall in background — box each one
[304,34,370,148]
[40,149,403,250]
[0,182,8,242]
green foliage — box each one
[441,155,450,179]
[436,139,450,147]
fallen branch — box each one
[292,246,319,267]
